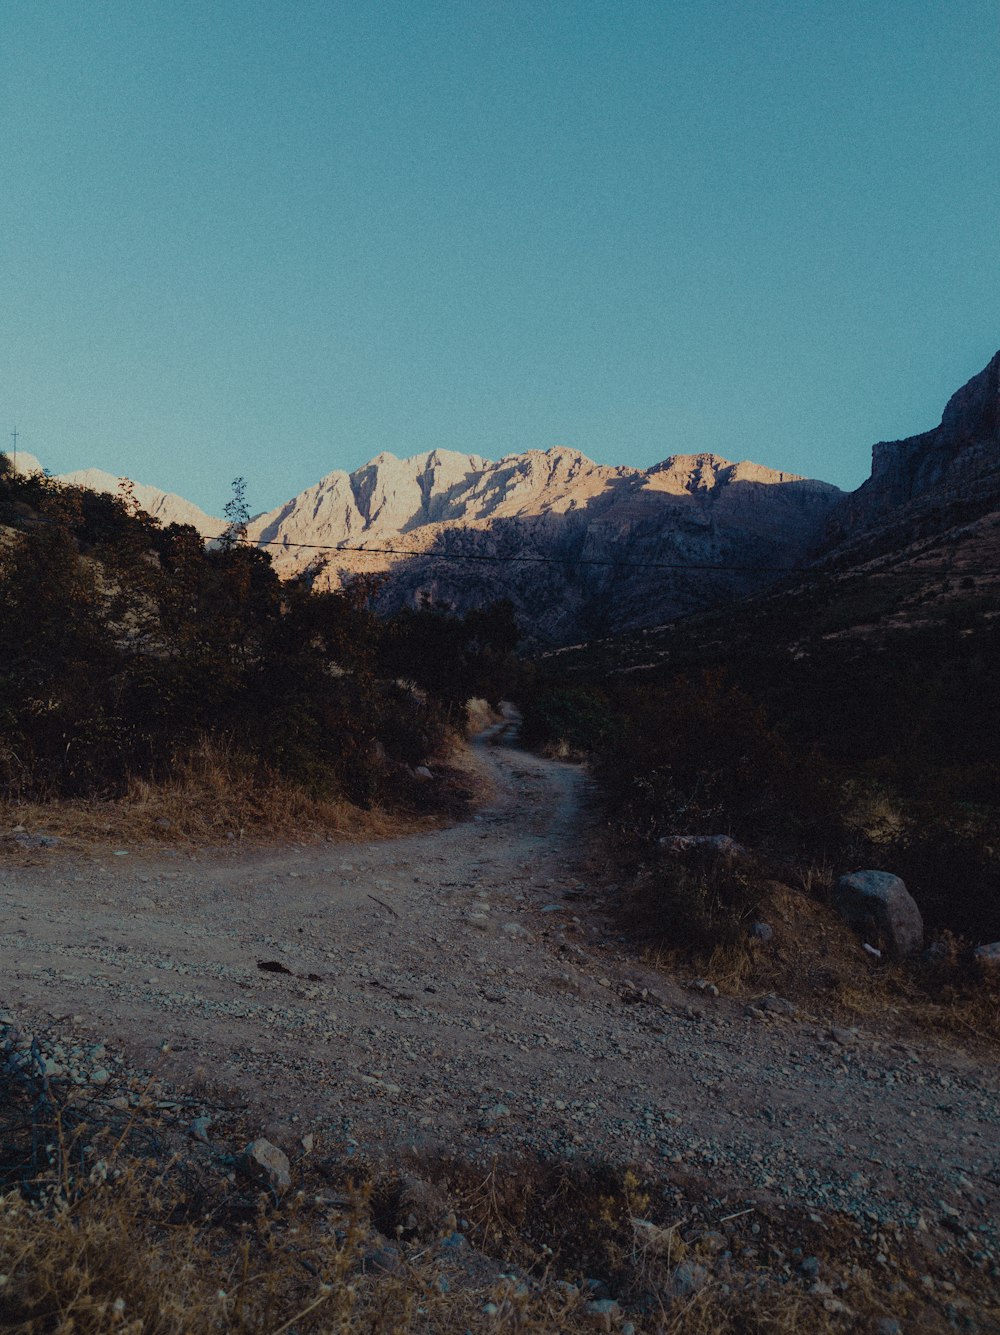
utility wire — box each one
[249,536,998,579]
[7,513,998,578]
[253,538,803,573]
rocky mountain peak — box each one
[8,436,844,645]
[824,347,1000,558]
[939,347,1000,441]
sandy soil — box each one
[1,715,997,1247]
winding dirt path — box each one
[1,717,998,1246]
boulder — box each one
[236,1139,291,1194]
[835,871,923,959]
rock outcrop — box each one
[821,349,1000,562]
[246,447,841,644]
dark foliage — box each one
[0,458,520,805]
[525,579,1000,942]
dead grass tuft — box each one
[0,739,467,853]
[608,849,1000,1050]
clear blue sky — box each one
[3,1,998,515]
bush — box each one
[622,848,766,955]
[595,672,842,859]
[519,686,617,756]
[0,464,520,809]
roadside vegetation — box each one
[522,578,1000,1037]
[0,456,519,840]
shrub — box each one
[621,848,767,955]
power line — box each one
[248,536,1000,579]
[252,537,803,573]
[7,511,999,578]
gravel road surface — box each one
[1,717,997,1255]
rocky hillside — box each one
[17,346,999,645]
[246,447,841,644]
[819,348,1000,580]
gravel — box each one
[1,720,998,1272]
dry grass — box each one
[1,1023,997,1335]
[3,1103,997,1334]
[614,854,1000,1051]
[0,740,467,854]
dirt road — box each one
[1,718,997,1247]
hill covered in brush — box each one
[0,457,519,821]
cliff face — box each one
[247,447,841,643]
[824,350,1000,551]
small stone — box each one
[973,942,1000,971]
[89,1068,110,1086]
[799,1256,820,1279]
[875,1320,903,1335]
[189,1116,212,1143]
[502,922,531,940]
[584,1298,620,1326]
[366,1246,401,1274]
[671,1262,708,1297]
[697,1231,727,1254]
[829,1027,856,1046]
[751,921,774,942]
[236,1139,291,1194]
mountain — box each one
[10,453,224,538]
[548,348,1000,677]
[245,447,842,643]
[7,443,842,643]
[820,349,1000,579]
